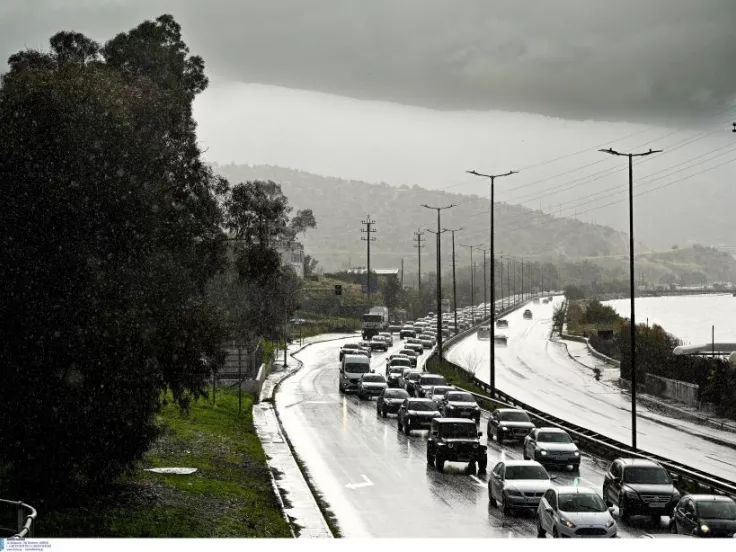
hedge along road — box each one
[445,297,736,482]
[275,335,667,538]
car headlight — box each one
[473,405,480,410]
[540,450,547,456]
[606,519,616,529]
[506,490,522,497]
[574,451,580,456]
[624,490,638,499]
[561,518,576,529]
[700,524,710,534]
[501,426,509,431]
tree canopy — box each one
[0,15,312,499]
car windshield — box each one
[499,411,531,422]
[420,376,445,386]
[363,315,383,322]
[432,387,453,396]
[344,363,370,374]
[697,500,736,520]
[384,390,408,399]
[362,375,384,382]
[446,392,474,402]
[440,423,477,438]
[623,467,671,485]
[538,432,572,443]
[388,367,403,374]
[558,493,607,513]
[505,465,549,480]
[407,373,422,381]
[392,359,411,366]
[407,401,437,411]
[343,344,359,349]
[400,350,416,356]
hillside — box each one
[213,164,634,273]
[576,245,736,287]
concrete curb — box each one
[256,333,357,539]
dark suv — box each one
[397,398,441,434]
[603,458,681,522]
[439,390,481,423]
[426,418,487,474]
[487,408,535,444]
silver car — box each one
[524,427,581,471]
[537,486,617,538]
[489,460,553,515]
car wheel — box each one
[381,406,387,418]
[497,433,504,445]
[404,420,411,435]
[376,403,381,415]
[435,455,445,473]
[651,514,661,526]
[669,520,678,534]
[426,449,434,466]
[501,494,511,516]
[478,457,488,473]
[397,418,402,431]
[489,487,497,507]
[552,527,559,539]
[619,506,629,522]
[537,521,546,538]
[523,447,529,460]
[466,461,477,475]
[339,385,344,394]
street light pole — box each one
[422,204,455,359]
[460,243,482,323]
[599,147,663,450]
[478,247,489,321]
[467,169,518,393]
[446,227,464,335]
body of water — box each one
[603,294,736,345]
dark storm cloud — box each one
[2,0,735,122]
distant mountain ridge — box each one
[213,164,640,272]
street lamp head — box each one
[732,122,736,133]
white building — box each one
[274,240,305,279]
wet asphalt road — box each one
[276,336,670,538]
[447,297,736,482]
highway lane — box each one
[446,297,736,482]
[276,336,666,538]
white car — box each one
[378,332,394,347]
[537,486,617,538]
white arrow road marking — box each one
[470,475,486,487]
[345,474,374,490]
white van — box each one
[340,354,372,394]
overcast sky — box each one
[1,0,735,123]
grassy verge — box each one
[37,389,293,538]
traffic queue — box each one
[336,302,736,538]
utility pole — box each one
[361,215,376,303]
[600,147,663,451]
[478,247,489,321]
[446,227,464,335]
[400,258,404,288]
[467,169,518,393]
[460,243,482,323]
[422,204,455,359]
[413,229,425,293]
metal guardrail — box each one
[434,296,736,501]
[0,499,37,538]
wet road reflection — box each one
[276,336,669,538]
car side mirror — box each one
[545,507,554,515]
[550,475,558,481]
[477,432,483,438]
[573,439,580,445]
[608,507,615,514]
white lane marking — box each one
[470,475,486,487]
[345,474,374,490]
